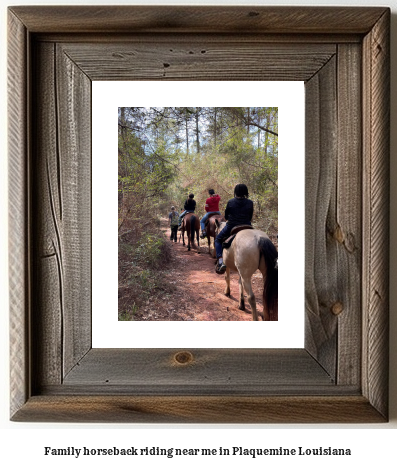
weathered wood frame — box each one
[8,6,390,423]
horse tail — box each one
[190,215,197,245]
[258,237,278,321]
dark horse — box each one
[181,213,200,252]
[202,213,225,258]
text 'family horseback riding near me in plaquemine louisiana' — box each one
[44,445,351,458]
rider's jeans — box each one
[214,225,232,259]
[200,211,221,231]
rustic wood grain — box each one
[32,42,63,387]
[60,42,336,82]
[304,56,338,377]
[62,349,333,390]
[362,9,390,419]
[9,6,387,34]
[336,44,362,386]
[8,10,29,419]
[31,42,92,387]
[8,6,390,423]
[34,33,363,45]
[56,45,91,377]
[11,396,385,424]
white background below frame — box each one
[92,81,304,348]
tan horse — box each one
[202,213,225,258]
[181,213,200,252]
[215,221,278,321]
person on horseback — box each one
[200,189,221,239]
[214,183,253,274]
[168,206,179,243]
[178,193,196,229]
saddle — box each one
[204,212,222,228]
[222,225,253,249]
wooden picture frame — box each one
[8,6,390,423]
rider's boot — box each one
[215,258,227,275]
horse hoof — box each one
[238,305,245,311]
[225,293,230,298]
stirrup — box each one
[215,261,227,275]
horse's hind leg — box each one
[261,281,270,321]
[238,276,245,311]
[208,237,215,258]
[224,267,231,297]
[259,263,269,321]
[240,276,258,321]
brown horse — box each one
[202,213,225,258]
[215,220,278,321]
[181,213,200,252]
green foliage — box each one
[118,304,137,321]
[118,106,278,227]
[134,234,165,267]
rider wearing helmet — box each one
[214,184,253,274]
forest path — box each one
[154,217,264,321]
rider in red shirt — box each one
[200,189,221,238]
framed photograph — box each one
[93,82,304,347]
[8,6,390,423]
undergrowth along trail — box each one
[118,218,266,321]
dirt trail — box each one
[147,218,265,321]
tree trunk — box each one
[195,107,200,154]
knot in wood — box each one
[331,302,344,316]
[174,351,194,365]
[333,225,344,244]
